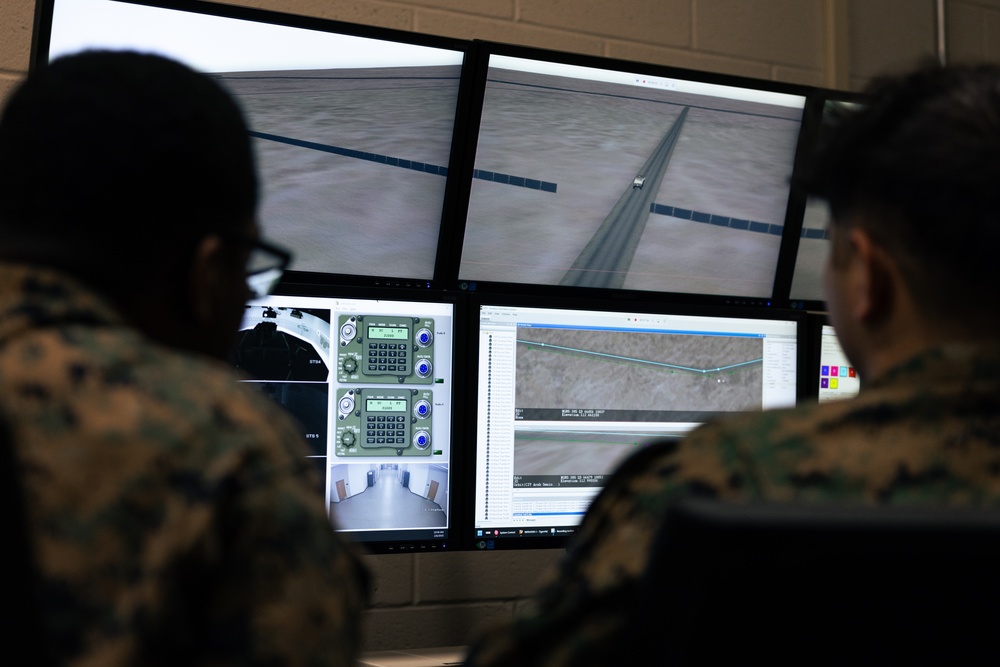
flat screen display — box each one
[38,0,467,283]
[817,324,860,402]
[788,97,866,305]
[787,196,831,303]
[470,300,801,549]
[459,50,807,298]
[232,292,456,551]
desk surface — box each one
[359,646,466,667]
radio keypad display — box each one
[368,341,409,374]
[338,315,434,384]
[336,387,434,457]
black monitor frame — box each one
[803,311,829,401]
[31,0,478,291]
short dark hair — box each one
[802,63,1000,326]
[0,50,257,285]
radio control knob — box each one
[342,357,357,374]
[341,431,355,446]
[415,328,433,347]
[413,430,431,450]
[339,320,357,346]
[413,399,432,419]
[338,393,355,418]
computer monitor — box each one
[33,0,472,287]
[786,196,832,304]
[230,286,459,552]
[455,42,810,301]
[817,323,860,401]
[786,93,867,307]
[468,296,803,549]
[803,313,861,402]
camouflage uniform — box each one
[465,341,1000,667]
[0,263,369,667]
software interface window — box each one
[233,295,455,544]
[473,305,798,537]
[818,324,861,402]
[460,55,806,296]
[46,0,464,280]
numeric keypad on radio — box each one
[367,341,410,375]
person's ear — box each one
[188,233,227,326]
[846,227,896,328]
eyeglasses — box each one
[238,236,293,298]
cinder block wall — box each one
[2,0,998,652]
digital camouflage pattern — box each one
[465,341,1000,667]
[0,262,369,667]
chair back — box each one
[627,497,1000,666]
[1,417,54,666]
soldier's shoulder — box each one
[1,323,304,461]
